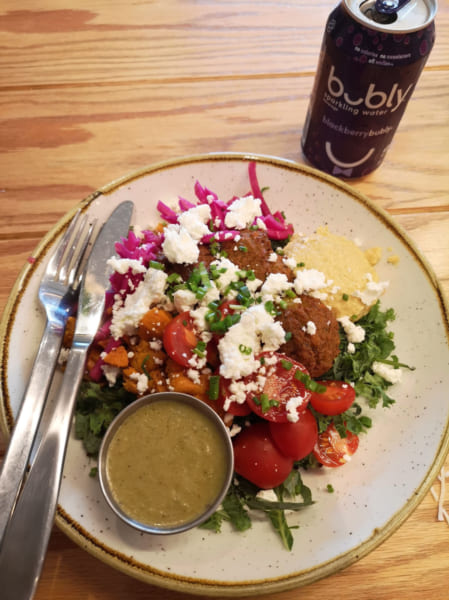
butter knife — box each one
[0,200,133,600]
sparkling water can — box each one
[301,0,436,178]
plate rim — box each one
[1,152,449,595]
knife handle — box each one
[0,319,63,546]
[0,342,88,600]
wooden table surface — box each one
[1,1,448,598]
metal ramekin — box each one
[98,391,234,535]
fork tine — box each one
[58,214,88,284]
[45,210,82,280]
[66,218,97,288]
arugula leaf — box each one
[266,509,295,551]
[322,301,412,409]
[202,471,313,550]
[311,403,372,437]
[221,486,252,532]
[74,381,136,456]
[199,510,229,533]
[280,469,313,504]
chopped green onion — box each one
[254,393,279,413]
[205,310,219,324]
[195,286,208,300]
[239,344,252,355]
[284,331,292,342]
[209,313,241,333]
[229,304,246,312]
[294,370,326,393]
[342,293,349,301]
[280,359,293,371]
[208,300,220,310]
[167,272,182,284]
[193,340,207,357]
[264,300,278,316]
[141,355,152,379]
[149,260,165,270]
[210,241,221,256]
[208,375,221,401]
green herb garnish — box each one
[294,370,327,393]
[208,375,221,401]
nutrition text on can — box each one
[301,0,436,178]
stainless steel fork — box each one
[0,210,96,547]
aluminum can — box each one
[301,0,436,178]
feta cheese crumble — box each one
[110,267,168,339]
[372,361,402,384]
[162,224,200,264]
[107,257,147,275]
[338,315,366,344]
[218,304,286,380]
[224,195,262,229]
[354,273,389,306]
[293,268,328,295]
[286,395,306,422]
[177,204,211,240]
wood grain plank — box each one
[0,73,448,229]
[0,0,447,88]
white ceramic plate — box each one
[1,153,449,596]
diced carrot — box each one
[122,367,140,395]
[138,307,173,339]
[122,366,168,396]
[103,345,129,368]
[129,339,166,372]
[147,369,169,394]
[166,359,209,399]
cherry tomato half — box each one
[310,380,355,416]
[163,311,198,368]
[233,422,294,489]
[269,408,318,461]
[245,352,311,423]
[312,423,359,468]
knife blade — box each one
[0,200,133,600]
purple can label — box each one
[302,2,435,178]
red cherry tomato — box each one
[313,423,359,468]
[233,422,294,489]
[310,380,355,416]
[217,377,252,416]
[269,408,318,461]
[163,311,198,368]
[245,352,311,423]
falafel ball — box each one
[279,295,340,378]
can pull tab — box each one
[375,0,412,14]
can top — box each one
[344,0,437,32]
